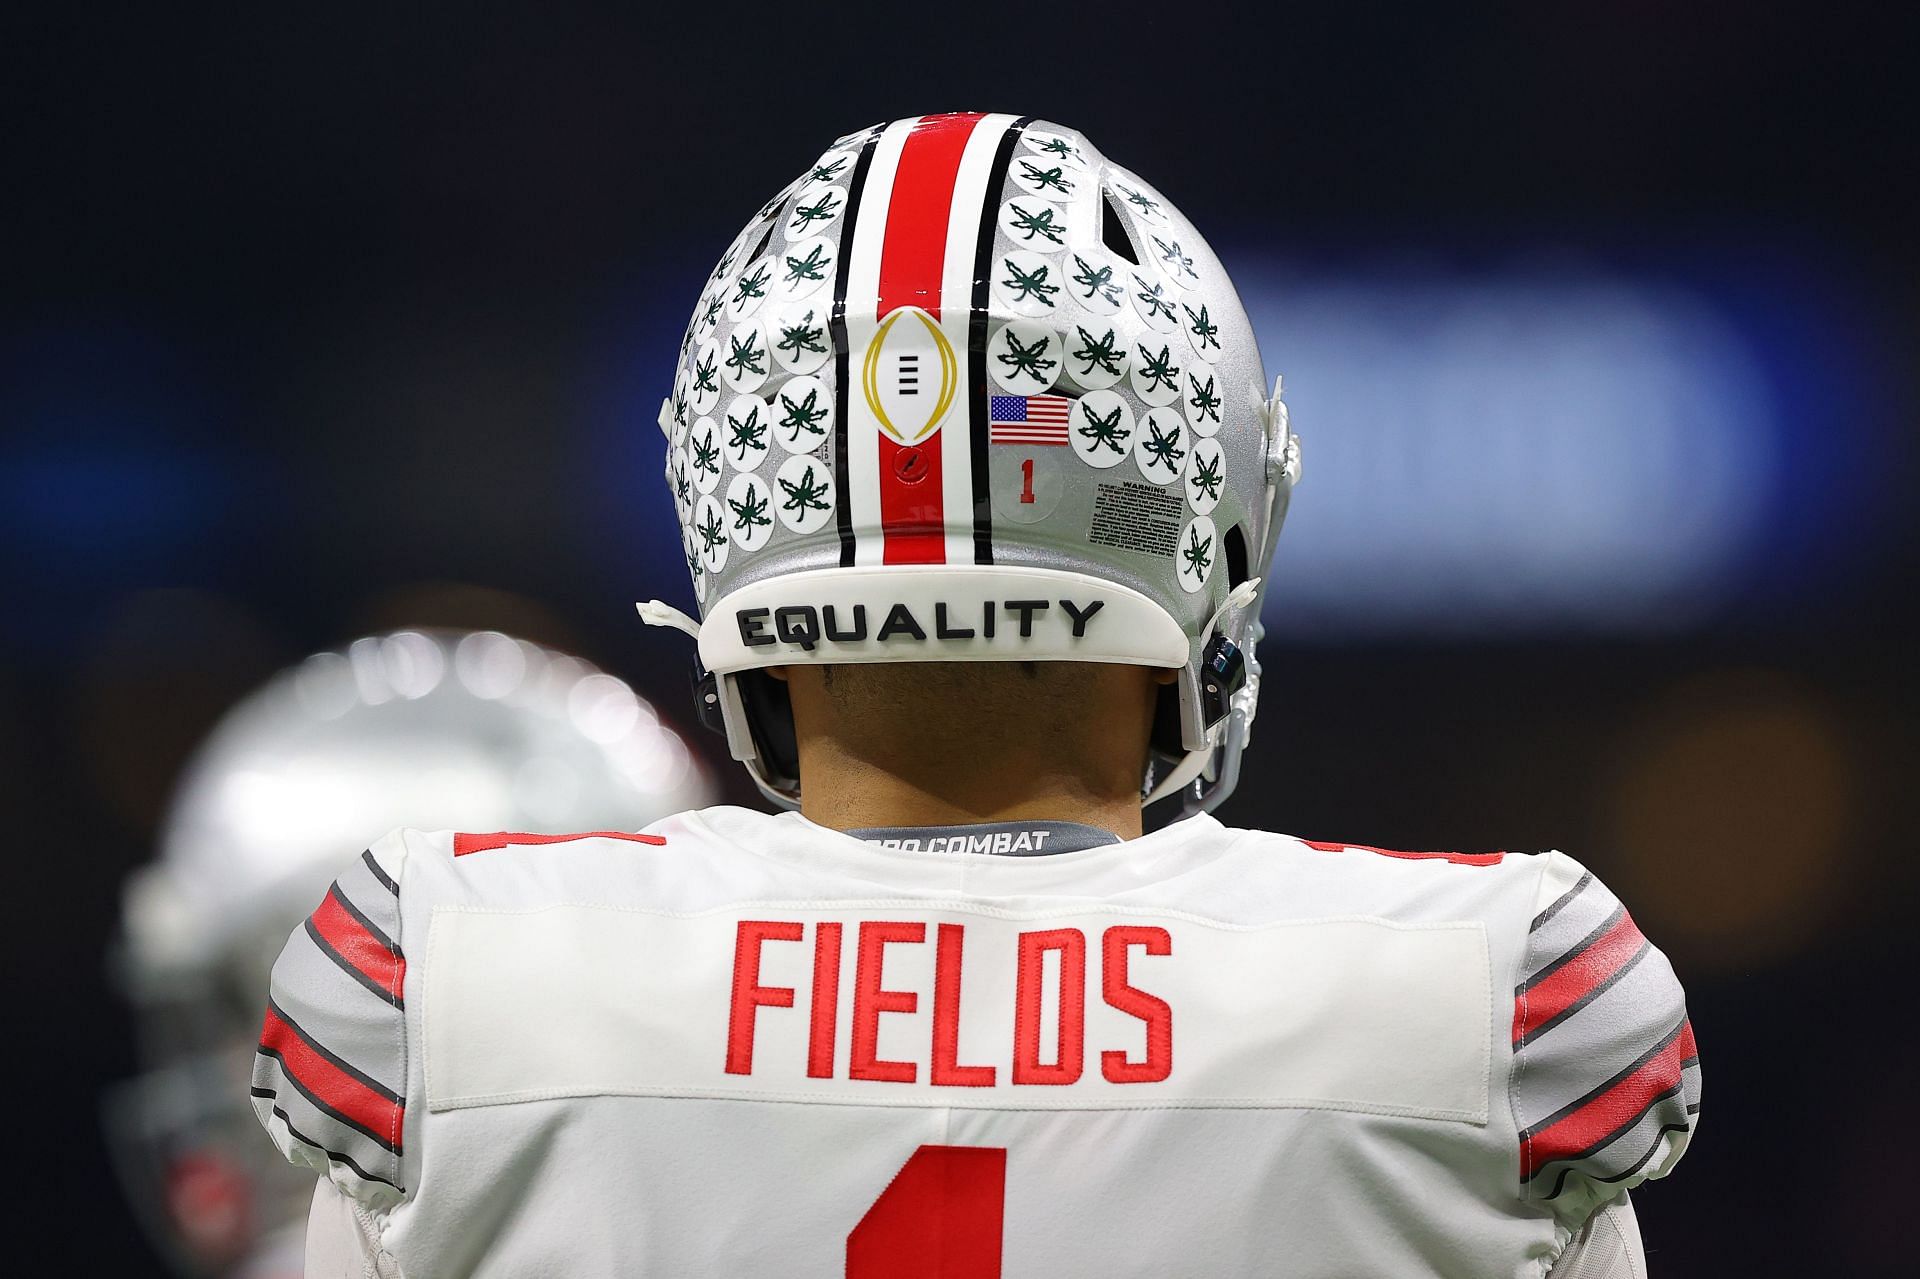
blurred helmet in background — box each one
[108,629,714,1276]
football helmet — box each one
[641,114,1299,812]
[110,630,712,1275]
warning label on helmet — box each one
[1088,481,1182,557]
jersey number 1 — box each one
[846,1145,1007,1278]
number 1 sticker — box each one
[991,449,1062,524]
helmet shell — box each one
[657,114,1299,809]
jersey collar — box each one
[845,820,1122,857]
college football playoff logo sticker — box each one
[860,305,958,443]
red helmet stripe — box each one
[877,114,980,324]
[871,115,982,564]
[842,114,1020,567]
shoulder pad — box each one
[1512,853,1700,1222]
[250,833,409,1208]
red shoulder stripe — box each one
[257,1005,404,1151]
[1300,838,1504,867]
[1520,1019,1697,1179]
[453,830,668,857]
[309,886,405,1003]
[1512,909,1648,1044]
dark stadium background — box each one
[5,5,1915,1272]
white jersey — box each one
[252,807,1699,1277]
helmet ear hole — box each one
[1224,523,1251,590]
[1150,678,1185,757]
[1101,190,1140,264]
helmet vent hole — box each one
[1224,523,1251,591]
[1101,190,1140,264]
[748,218,777,263]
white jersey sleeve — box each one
[1512,852,1700,1230]
[250,832,411,1213]
[1545,1193,1646,1279]
[305,1178,405,1279]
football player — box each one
[113,630,708,1275]
[255,117,1698,1277]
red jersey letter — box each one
[1101,925,1173,1083]
[851,921,925,1083]
[726,920,804,1076]
[808,921,844,1079]
[1013,928,1086,1085]
[930,923,996,1087]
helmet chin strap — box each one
[1205,577,1262,638]
[637,600,702,639]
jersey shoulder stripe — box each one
[1510,852,1699,1221]
[1298,837,1505,867]
[305,872,406,1007]
[257,1000,404,1149]
[1513,903,1650,1044]
[452,829,668,856]
[1520,1017,1698,1188]
[250,832,410,1207]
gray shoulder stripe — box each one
[335,852,400,913]
[304,915,405,1009]
[1533,1060,1700,1197]
[1520,938,1653,1044]
[1521,1016,1690,1138]
[1541,1114,1694,1200]
[250,1087,403,1190]
[267,928,405,1085]
[1525,1073,1690,1183]
[265,997,405,1106]
[1519,903,1626,994]
[1512,946,1689,1131]
[1531,870,1594,932]
[360,848,399,894]
[329,879,401,956]
[252,1054,403,1155]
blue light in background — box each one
[1,328,244,635]
[1239,257,1862,636]
[4,449,225,552]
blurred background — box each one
[5,3,1914,1272]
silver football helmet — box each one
[642,114,1300,812]
[110,630,713,1275]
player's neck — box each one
[791,737,1136,837]
[796,740,1146,839]
[779,662,1163,841]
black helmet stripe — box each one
[966,115,1037,565]
[828,124,887,568]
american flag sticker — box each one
[988,393,1073,446]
